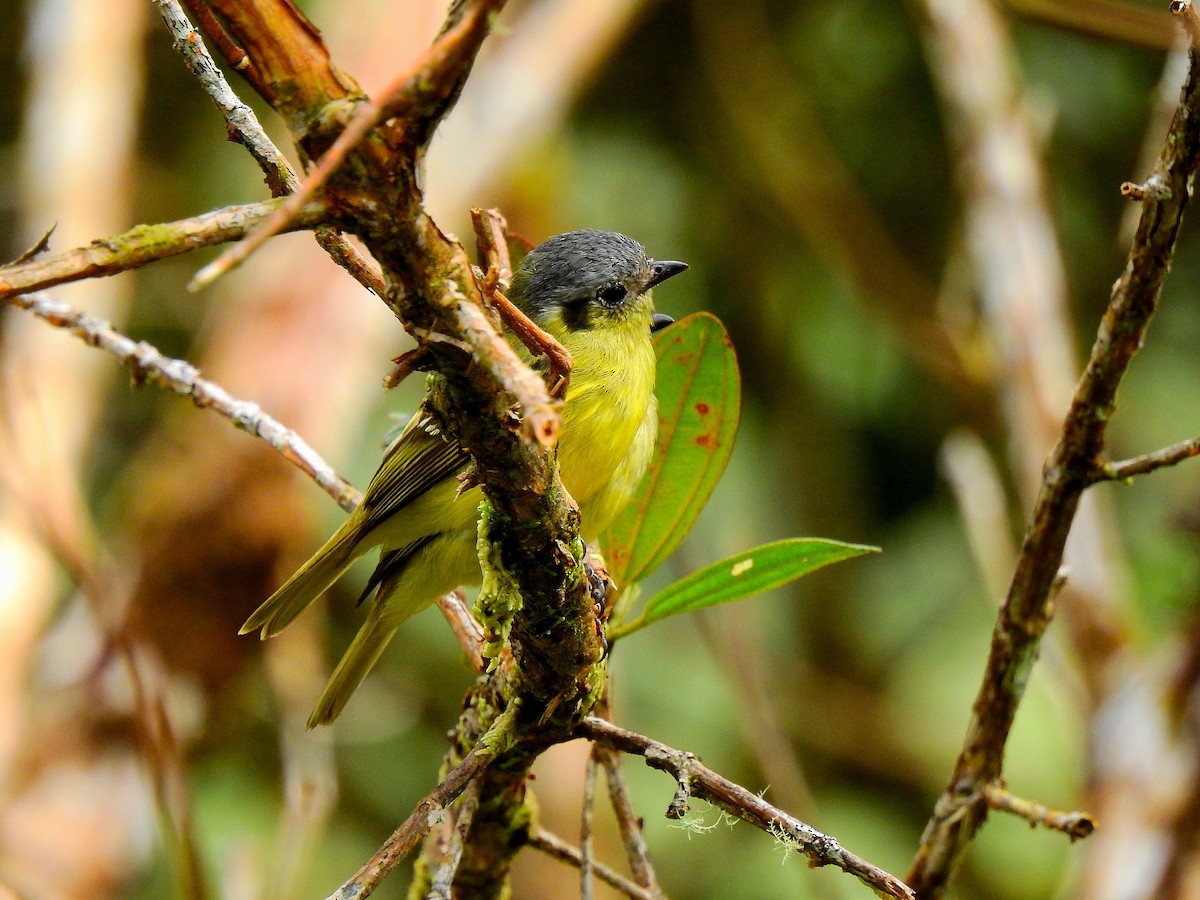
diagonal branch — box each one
[907,7,1200,894]
[325,704,518,900]
[0,200,326,301]
[154,0,385,297]
[580,717,915,899]
[528,830,661,900]
[189,0,505,290]
[5,292,361,513]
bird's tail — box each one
[307,614,399,728]
[241,524,363,639]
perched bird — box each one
[241,230,687,726]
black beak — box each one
[647,259,688,288]
[651,312,675,333]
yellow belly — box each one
[557,330,658,540]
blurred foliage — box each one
[2,0,1199,898]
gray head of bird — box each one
[508,230,687,333]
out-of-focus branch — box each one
[983,786,1096,841]
[1003,0,1175,48]
[0,200,326,301]
[907,5,1200,893]
[5,292,361,513]
[1097,436,1200,481]
[580,750,599,900]
[692,0,967,389]
[917,0,1130,697]
[579,717,915,900]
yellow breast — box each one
[556,317,658,540]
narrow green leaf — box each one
[602,312,741,586]
[613,538,878,637]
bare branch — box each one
[154,0,386,296]
[436,591,486,672]
[325,704,517,900]
[596,743,662,894]
[1121,175,1173,201]
[0,199,325,301]
[984,786,1096,841]
[581,750,599,900]
[579,717,914,900]
[1095,437,1200,482]
[155,0,297,193]
[178,0,357,117]
[427,779,483,898]
[527,830,660,900]
[908,7,1200,893]
[5,292,361,513]
[190,0,506,290]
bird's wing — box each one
[356,536,435,607]
[357,408,473,535]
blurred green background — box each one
[1,1,1198,898]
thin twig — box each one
[1004,0,1175,49]
[190,0,504,290]
[581,750,599,900]
[155,0,297,193]
[1094,436,1200,482]
[154,0,385,296]
[437,590,486,672]
[579,717,914,900]
[595,743,662,894]
[468,208,574,396]
[6,292,361,512]
[427,779,483,898]
[983,786,1096,841]
[125,650,211,900]
[471,207,514,306]
[9,478,211,900]
[528,830,660,900]
[325,704,517,900]
[1120,174,1173,201]
[0,199,324,301]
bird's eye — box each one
[597,283,627,305]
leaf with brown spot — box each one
[601,312,740,587]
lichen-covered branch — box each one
[6,292,361,513]
[0,199,324,301]
[174,3,609,895]
[580,717,915,900]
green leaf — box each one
[601,312,741,586]
[611,538,878,638]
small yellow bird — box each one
[241,230,686,726]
